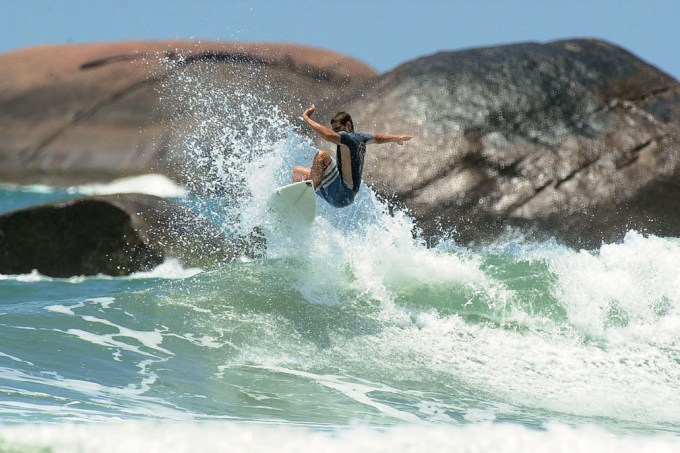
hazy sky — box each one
[4,0,679,79]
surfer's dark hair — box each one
[331,111,354,132]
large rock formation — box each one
[3,38,679,250]
[0,41,376,185]
[317,39,680,247]
[0,193,256,277]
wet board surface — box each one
[267,180,316,226]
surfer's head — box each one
[331,112,354,133]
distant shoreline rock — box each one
[0,40,376,186]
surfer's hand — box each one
[397,135,412,145]
[303,105,316,119]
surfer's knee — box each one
[314,150,332,165]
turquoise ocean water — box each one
[1,67,680,452]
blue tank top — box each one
[336,131,374,193]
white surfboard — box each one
[267,180,316,226]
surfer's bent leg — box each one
[310,150,332,190]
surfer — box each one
[293,105,412,208]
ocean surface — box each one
[1,69,680,452]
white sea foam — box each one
[1,174,187,197]
[547,230,680,338]
[45,304,80,316]
[268,366,422,423]
[69,174,188,198]
[0,421,679,453]
[0,352,34,366]
[0,366,193,421]
[0,259,201,281]
[79,316,172,356]
[0,269,47,282]
[355,233,680,426]
[0,183,56,194]
[89,297,116,309]
[127,258,202,280]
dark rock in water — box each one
[318,39,680,247]
[0,41,376,186]
[0,193,257,277]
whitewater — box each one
[1,63,680,452]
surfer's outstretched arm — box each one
[372,133,413,145]
[303,105,341,145]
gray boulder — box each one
[318,39,680,247]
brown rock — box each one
[0,41,376,185]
